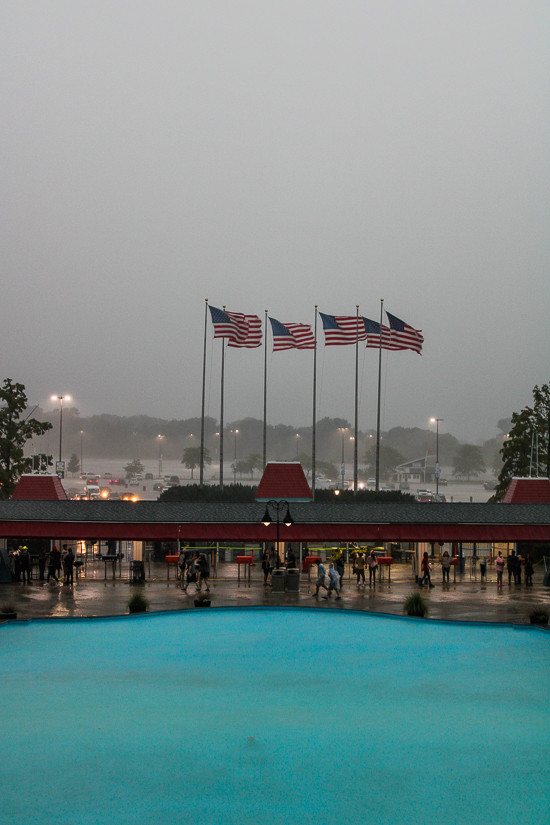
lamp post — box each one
[157,435,164,478]
[295,433,300,458]
[430,418,444,496]
[339,427,348,489]
[80,430,84,474]
[261,499,294,569]
[51,395,71,463]
[231,429,239,484]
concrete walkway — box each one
[1,569,549,625]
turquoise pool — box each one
[1,609,548,825]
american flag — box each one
[320,313,367,346]
[385,311,424,354]
[363,316,406,351]
[269,318,315,351]
[209,305,262,348]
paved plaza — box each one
[1,560,548,625]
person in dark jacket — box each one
[46,547,61,585]
[507,550,517,585]
[38,547,48,581]
[261,547,270,585]
[64,548,75,585]
[19,546,31,584]
[10,548,21,582]
[335,554,346,589]
[286,546,296,569]
[196,552,210,592]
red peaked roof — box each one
[502,477,550,504]
[255,462,313,502]
[12,474,68,501]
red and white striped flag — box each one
[363,317,407,350]
[320,313,366,346]
[209,305,262,348]
[385,311,424,354]
[269,318,315,351]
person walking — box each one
[64,547,75,585]
[441,550,451,584]
[420,552,434,588]
[312,560,328,597]
[495,551,505,587]
[181,556,198,594]
[10,548,21,582]
[261,546,270,585]
[335,553,345,590]
[368,549,378,587]
[268,546,278,579]
[515,554,522,585]
[196,552,210,592]
[38,547,48,581]
[45,547,61,585]
[322,563,342,600]
[286,546,296,569]
[524,553,534,587]
[507,550,517,585]
[355,552,366,586]
[19,546,31,584]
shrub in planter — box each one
[127,590,148,614]
[529,605,549,626]
[0,602,17,620]
[403,591,428,618]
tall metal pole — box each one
[199,299,208,487]
[436,420,439,496]
[375,299,384,492]
[354,305,359,494]
[311,306,318,499]
[341,428,345,489]
[233,429,238,484]
[58,397,63,462]
[263,309,268,471]
[80,430,83,474]
[220,313,225,489]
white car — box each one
[129,478,140,487]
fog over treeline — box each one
[29,407,510,470]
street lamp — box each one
[295,433,300,458]
[231,429,239,484]
[261,499,294,569]
[157,435,164,478]
[430,418,444,496]
[51,395,71,463]
[80,430,84,474]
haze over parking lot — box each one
[1,2,548,443]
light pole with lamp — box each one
[231,429,239,484]
[80,430,84,474]
[157,435,164,478]
[261,499,294,569]
[430,418,444,496]
[51,395,71,464]
[295,433,300,458]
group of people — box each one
[260,545,297,585]
[178,550,211,594]
[349,548,378,586]
[8,544,77,586]
[495,549,534,587]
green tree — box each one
[494,383,549,500]
[0,379,53,499]
[235,453,263,479]
[452,445,486,481]
[363,446,406,478]
[182,447,211,479]
[317,460,339,479]
[297,452,312,478]
[67,453,80,476]
[123,459,145,478]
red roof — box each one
[502,477,550,504]
[12,474,68,501]
[255,462,313,502]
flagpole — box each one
[311,306,318,498]
[219,310,225,489]
[354,305,359,494]
[263,309,268,471]
[375,298,383,492]
[200,298,208,487]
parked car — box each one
[483,481,497,490]
[110,477,128,487]
[109,492,122,500]
[99,487,111,499]
[145,473,154,480]
[169,476,180,485]
[153,483,164,492]
[129,478,140,487]
[439,478,448,486]
[399,482,410,490]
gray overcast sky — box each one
[1,1,548,443]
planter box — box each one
[194,600,211,608]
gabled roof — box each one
[254,462,313,502]
[502,477,550,504]
[12,474,68,501]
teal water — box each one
[0,609,548,825]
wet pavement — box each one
[1,562,548,625]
